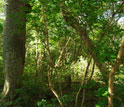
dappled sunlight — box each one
[0,0,124,106]
[71,56,100,81]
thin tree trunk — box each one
[75,57,92,107]
[108,73,114,107]
[42,3,64,107]
[2,0,26,101]
[35,37,39,77]
[54,37,71,97]
[108,36,124,107]
[81,61,95,107]
[88,61,95,83]
[81,89,86,107]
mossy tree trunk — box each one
[2,0,26,101]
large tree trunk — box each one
[2,0,26,100]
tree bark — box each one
[2,0,26,100]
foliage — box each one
[0,0,124,106]
[94,86,108,106]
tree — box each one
[59,0,124,106]
[2,0,26,101]
[0,0,123,106]
[108,36,124,107]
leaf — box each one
[102,91,108,97]
[95,104,101,107]
[111,54,117,59]
[37,102,42,106]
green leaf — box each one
[95,104,101,107]
[37,102,42,107]
[102,91,108,97]
[111,54,117,59]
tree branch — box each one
[61,7,108,77]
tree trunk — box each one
[108,36,124,107]
[2,0,26,100]
[108,72,114,107]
